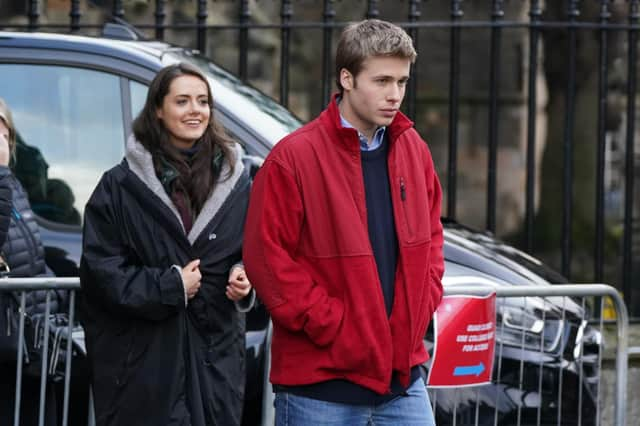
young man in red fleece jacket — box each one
[243,19,444,425]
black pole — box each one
[27,0,40,31]
[322,0,336,108]
[487,0,504,233]
[623,0,639,308]
[448,0,464,221]
[525,0,542,253]
[239,0,251,81]
[196,0,208,53]
[280,0,293,107]
[69,0,81,33]
[595,0,611,283]
[562,0,580,279]
[407,0,421,121]
[366,0,380,19]
[155,0,166,41]
[112,0,124,20]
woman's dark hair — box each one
[132,62,235,215]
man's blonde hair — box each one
[0,98,16,156]
[335,19,417,94]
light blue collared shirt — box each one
[339,115,386,152]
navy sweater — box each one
[361,137,398,317]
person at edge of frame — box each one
[0,97,64,426]
[243,18,444,426]
[79,62,255,426]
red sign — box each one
[427,293,496,387]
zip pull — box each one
[400,177,407,201]
[12,207,21,220]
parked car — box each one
[0,24,600,426]
[436,221,601,425]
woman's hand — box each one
[226,265,252,301]
[182,259,201,299]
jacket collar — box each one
[156,143,225,197]
[125,134,245,244]
[319,93,414,152]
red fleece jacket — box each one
[243,97,444,395]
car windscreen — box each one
[444,224,568,285]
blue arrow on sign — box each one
[453,362,485,377]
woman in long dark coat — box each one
[79,63,254,426]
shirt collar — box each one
[337,98,386,152]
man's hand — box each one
[227,265,252,301]
[182,259,201,299]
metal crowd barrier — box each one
[0,277,84,426]
[435,283,629,426]
[1,279,631,426]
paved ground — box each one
[629,321,640,347]
[600,322,639,426]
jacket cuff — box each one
[234,288,255,313]
[170,264,188,307]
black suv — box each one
[0,26,601,426]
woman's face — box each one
[0,119,11,167]
[0,118,10,147]
[156,74,211,150]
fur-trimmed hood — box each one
[125,134,245,244]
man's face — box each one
[339,56,411,135]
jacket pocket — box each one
[327,303,387,376]
[398,177,431,246]
[328,318,367,373]
[115,327,136,387]
[412,283,432,347]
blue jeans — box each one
[274,378,436,426]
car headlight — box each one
[443,276,564,353]
[500,305,544,333]
[496,302,564,353]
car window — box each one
[130,80,148,121]
[0,64,126,225]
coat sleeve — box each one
[243,158,343,347]
[425,149,444,318]
[79,171,185,321]
[0,166,13,249]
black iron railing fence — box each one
[1,0,640,316]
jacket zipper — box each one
[12,208,37,272]
[399,177,414,237]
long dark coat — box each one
[79,137,251,426]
